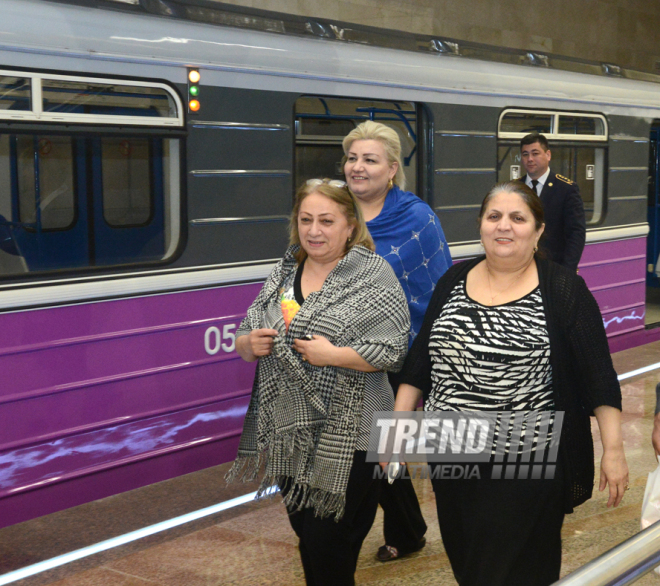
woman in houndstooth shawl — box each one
[227,179,410,585]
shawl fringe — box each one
[277,478,347,522]
[224,451,266,484]
[228,462,347,521]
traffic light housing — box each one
[187,68,200,113]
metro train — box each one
[1,0,660,528]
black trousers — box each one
[378,470,427,551]
[432,463,565,586]
[284,451,380,586]
[380,371,428,551]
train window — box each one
[102,138,152,227]
[550,146,605,223]
[0,76,31,111]
[558,116,604,136]
[0,69,184,127]
[42,79,176,118]
[16,135,76,230]
[294,96,418,194]
[299,118,356,138]
[498,110,607,141]
[0,70,183,277]
[497,109,607,224]
[500,112,552,135]
[0,133,181,275]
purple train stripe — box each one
[0,281,260,528]
[578,236,658,351]
[0,235,656,527]
[0,397,249,498]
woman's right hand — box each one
[236,328,279,362]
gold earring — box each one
[534,245,538,253]
[387,178,394,191]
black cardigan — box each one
[399,256,622,513]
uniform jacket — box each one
[522,171,586,271]
[399,256,621,513]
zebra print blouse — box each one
[427,280,554,452]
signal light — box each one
[187,68,201,113]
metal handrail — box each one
[553,520,660,585]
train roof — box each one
[52,0,660,86]
[7,0,660,116]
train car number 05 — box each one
[204,324,237,355]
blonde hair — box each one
[289,179,375,264]
[342,121,406,190]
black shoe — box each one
[376,537,426,562]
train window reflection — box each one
[551,146,604,223]
[102,138,152,227]
[0,132,180,276]
[558,116,603,136]
[0,136,26,274]
[42,79,176,118]
[497,108,607,225]
[498,109,607,141]
[17,136,76,231]
[500,112,552,134]
[295,96,418,195]
[497,143,605,225]
[0,76,30,111]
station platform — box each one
[3,340,660,586]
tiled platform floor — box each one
[4,341,660,585]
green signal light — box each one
[189,85,199,97]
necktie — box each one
[531,179,539,195]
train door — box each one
[91,137,165,266]
[294,97,421,197]
[646,123,660,324]
[7,134,89,272]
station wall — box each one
[213,0,660,74]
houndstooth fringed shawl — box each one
[226,245,410,520]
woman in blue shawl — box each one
[343,120,452,561]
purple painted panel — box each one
[578,239,646,341]
[0,396,249,498]
[0,281,264,526]
[591,282,646,313]
[0,338,255,448]
[608,326,660,354]
[579,237,646,265]
[0,283,261,448]
[0,282,262,349]
[601,304,646,337]
[579,259,646,290]
[0,435,241,530]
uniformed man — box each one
[519,132,586,271]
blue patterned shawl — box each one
[367,185,452,344]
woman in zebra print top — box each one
[392,182,628,586]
